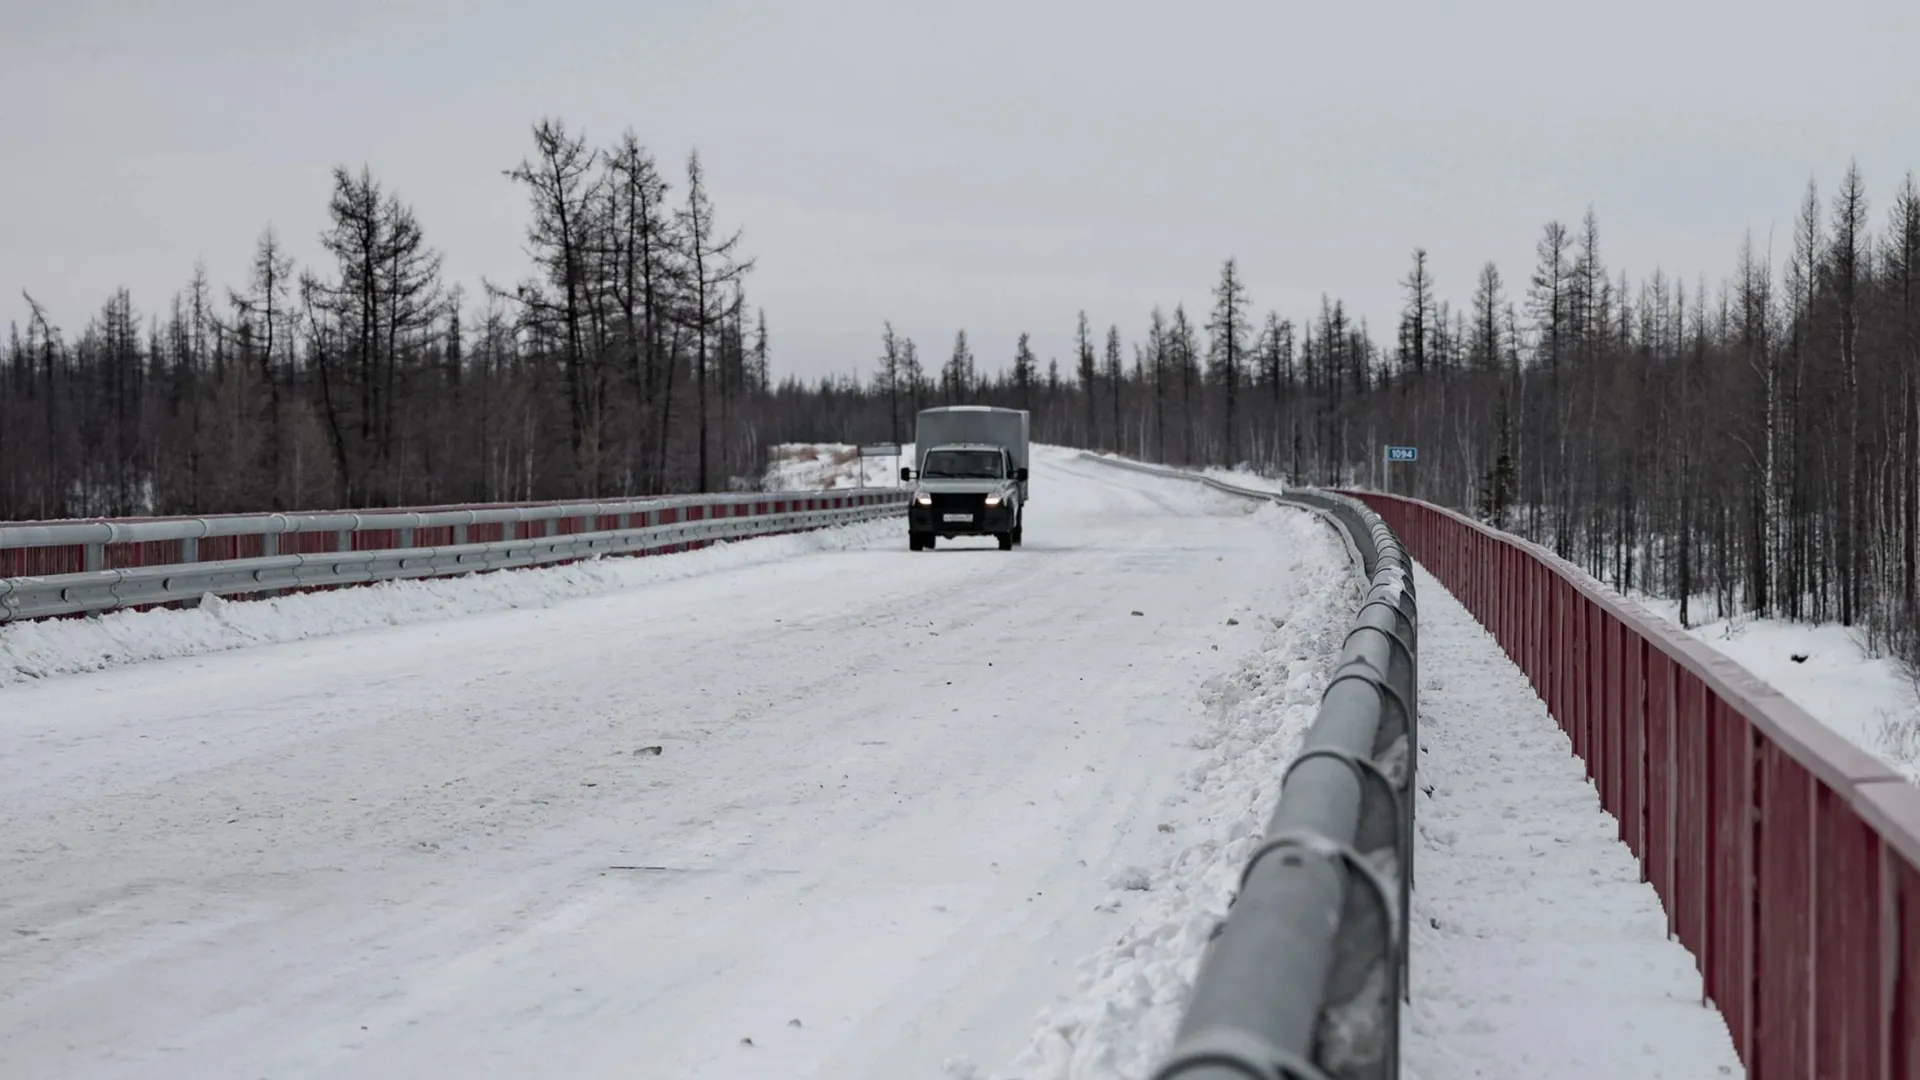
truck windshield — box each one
[921,449,1004,479]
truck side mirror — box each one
[900,467,914,481]
[1015,467,1029,482]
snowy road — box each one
[0,448,1351,1080]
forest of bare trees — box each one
[9,151,1920,659]
[1,117,766,519]
[767,165,1920,661]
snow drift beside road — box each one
[765,442,911,490]
[0,518,900,688]
[1633,596,1920,784]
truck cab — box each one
[899,406,1031,551]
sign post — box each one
[858,443,903,487]
[1383,445,1416,494]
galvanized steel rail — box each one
[1082,455,1416,1080]
[0,491,907,623]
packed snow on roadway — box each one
[0,447,1362,1079]
[1069,457,1748,1076]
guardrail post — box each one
[84,541,103,573]
[180,536,197,564]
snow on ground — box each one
[0,517,902,689]
[980,501,1356,1080]
[1402,562,1745,1080]
[765,442,911,490]
[1198,466,1288,493]
[1631,596,1920,784]
[1068,453,1290,498]
[0,446,1353,1080]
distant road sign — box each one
[858,443,901,457]
[1386,446,1417,462]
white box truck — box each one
[900,406,1030,551]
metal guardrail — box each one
[0,492,870,564]
[0,492,907,622]
[1080,455,1416,1080]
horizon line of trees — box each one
[11,147,1918,660]
[2,116,764,520]
[770,160,1920,663]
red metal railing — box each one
[2,491,895,623]
[1,493,882,580]
[1343,491,1920,1080]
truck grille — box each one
[929,492,985,513]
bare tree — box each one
[1012,332,1037,414]
[943,330,972,403]
[878,321,904,442]
[1208,257,1250,465]
[605,130,679,490]
[1075,311,1096,447]
[227,228,294,506]
[504,119,602,492]
[672,149,754,493]
[1399,247,1434,376]
[307,165,443,503]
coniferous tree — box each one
[1075,311,1097,447]
[1208,257,1250,466]
[1012,332,1037,414]
[674,148,754,493]
[878,321,904,443]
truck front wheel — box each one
[910,531,933,551]
[996,531,1014,551]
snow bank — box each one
[1065,452,1290,495]
[1199,466,1288,494]
[0,518,899,688]
[985,504,1358,1079]
[764,442,911,490]
[1632,596,1920,784]
[1403,565,1744,1079]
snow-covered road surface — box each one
[1401,562,1745,1079]
[0,448,1352,1080]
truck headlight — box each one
[914,492,932,505]
[983,493,1003,506]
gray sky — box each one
[5,0,1917,381]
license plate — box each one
[943,513,973,522]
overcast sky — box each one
[5,0,1917,381]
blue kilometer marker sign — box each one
[1386,446,1417,462]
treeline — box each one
[0,117,765,518]
[771,162,1920,661]
[14,141,1919,658]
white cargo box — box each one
[912,406,1030,481]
